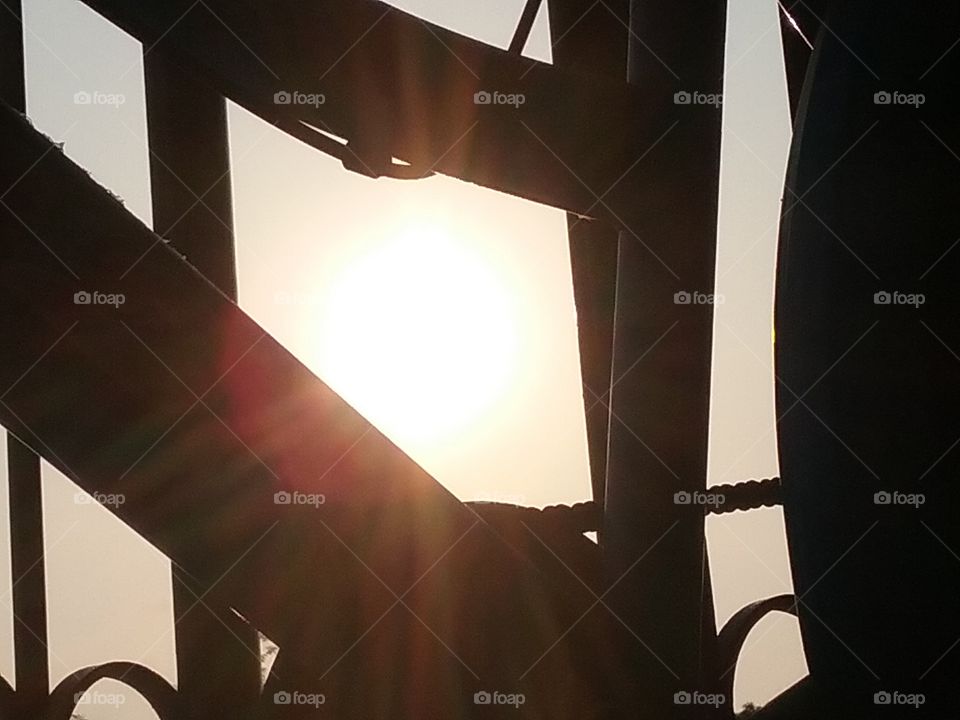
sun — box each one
[315,217,520,450]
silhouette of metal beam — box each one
[0,7,52,718]
[602,0,727,716]
[143,48,261,717]
[548,0,629,513]
[0,100,625,718]
[0,0,25,111]
[78,0,683,233]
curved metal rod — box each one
[716,594,798,717]
[43,662,181,720]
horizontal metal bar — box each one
[79,0,691,234]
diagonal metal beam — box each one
[0,100,626,718]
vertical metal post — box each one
[548,0,629,511]
[602,0,726,716]
[2,5,52,716]
[143,48,259,716]
[7,442,49,717]
[0,0,26,110]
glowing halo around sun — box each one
[315,218,520,449]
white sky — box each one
[0,0,805,716]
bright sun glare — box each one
[316,218,520,449]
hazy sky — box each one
[2,0,804,716]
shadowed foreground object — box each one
[775,1,960,716]
[0,103,626,719]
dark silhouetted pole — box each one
[548,0,628,512]
[602,0,726,716]
[144,48,259,717]
[1,5,51,718]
